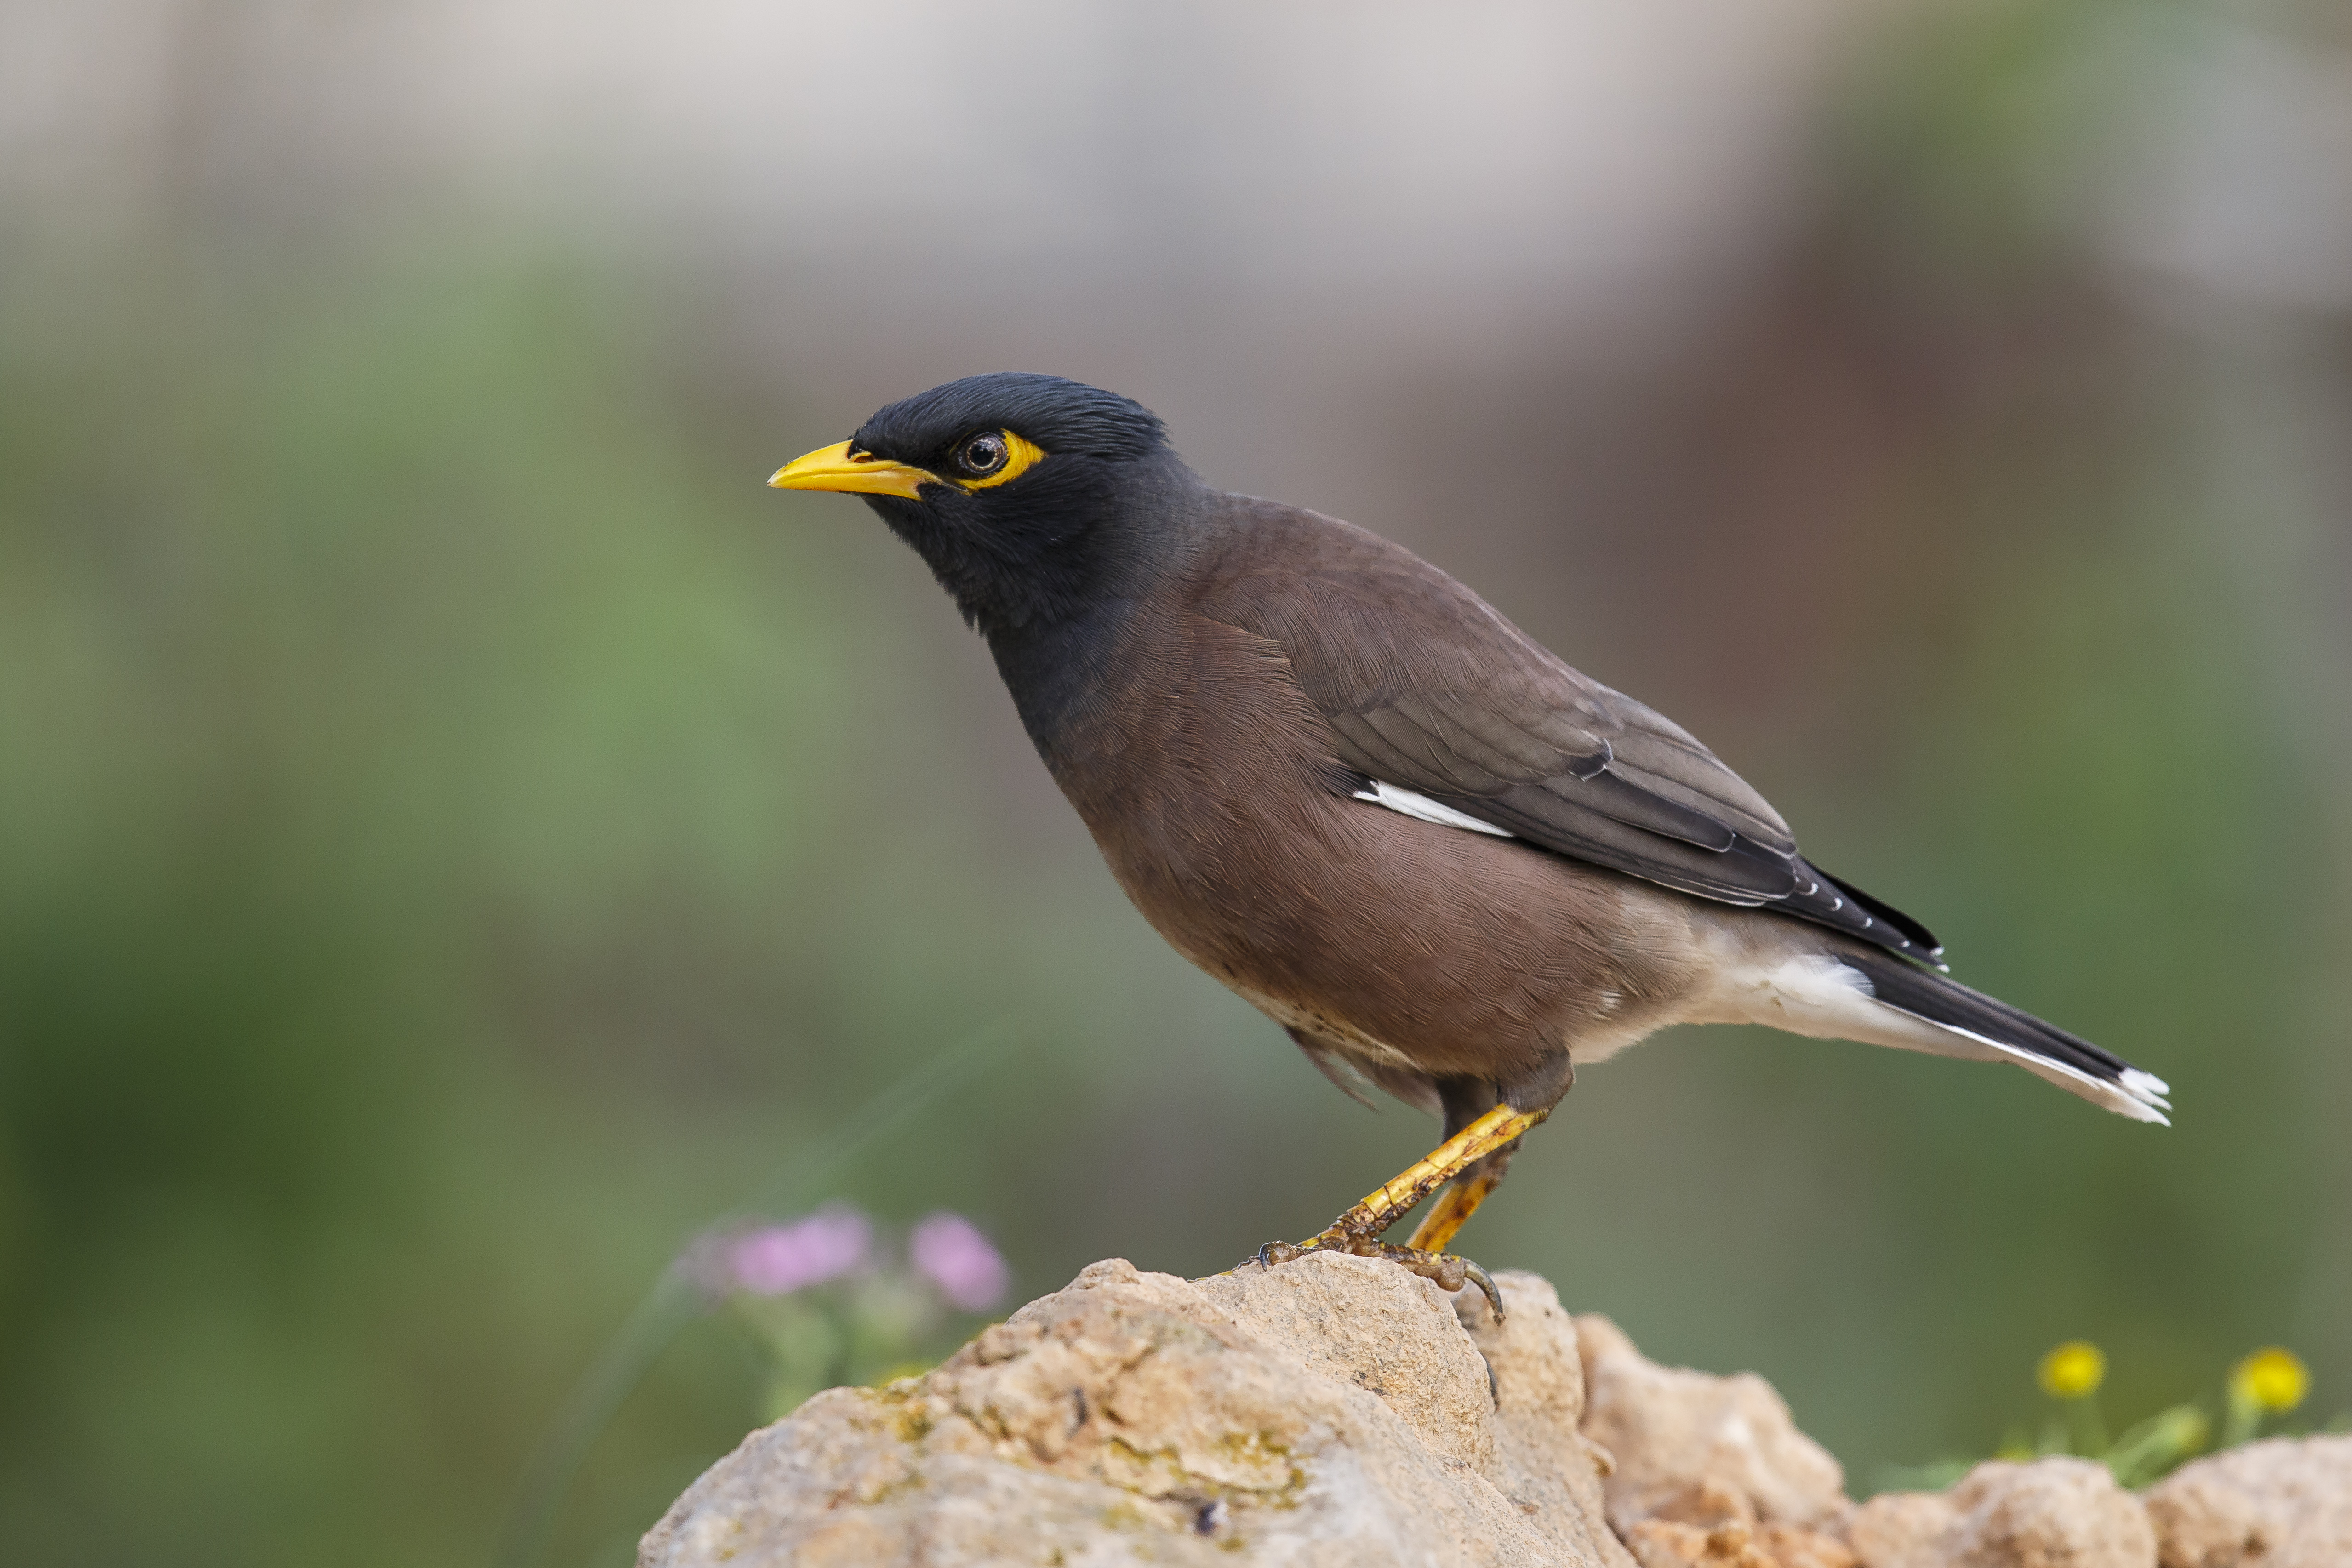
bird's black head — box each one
[770,373,1193,639]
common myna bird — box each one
[771,373,2168,1311]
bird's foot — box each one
[1240,1102,1542,1318]
[1249,1232,1503,1317]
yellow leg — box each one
[1403,1167,1502,1254]
[1252,1103,1547,1317]
[1308,1103,1544,1247]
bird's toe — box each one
[1246,1233,1503,1319]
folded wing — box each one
[1204,502,1941,963]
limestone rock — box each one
[1193,1246,1495,1475]
[1846,1458,2157,1568]
[1597,1464,1857,1568]
[642,1252,2311,1568]
[1456,1272,1641,1568]
[639,1252,1625,1567]
[1620,1517,1859,1568]
[1844,1493,1958,1568]
[2142,1434,2352,1568]
[1575,1313,1851,1536]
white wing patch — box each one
[1352,780,1514,838]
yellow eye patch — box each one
[960,431,1047,491]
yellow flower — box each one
[2038,1340,2107,1400]
[2231,1348,2309,1414]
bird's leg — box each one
[1406,1055,1566,1256]
[1402,1155,1508,1255]
[1301,1103,1542,1245]
[1254,1102,1545,1317]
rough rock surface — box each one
[1847,1459,2157,1568]
[1451,1270,1638,1568]
[2142,1434,2352,1568]
[641,1253,1624,1567]
[639,1257,2346,1568]
[1576,1312,1851,1538]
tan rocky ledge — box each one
[639,1252,2352,1568]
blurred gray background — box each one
[2,1,2347,1564]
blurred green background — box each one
[2,1,2347,1564]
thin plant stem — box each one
[495,1022,1021,1568]
[2067,1395,2109,1457]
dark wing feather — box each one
[1202,501,1941,961]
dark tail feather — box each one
[1819,871,1944,960]
[1842,950,2170,1123]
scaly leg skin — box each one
[1401,1164,1502,1255]
[1252,1103,1546,1318]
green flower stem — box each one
[2066,1394,2109,1458]
[2220,1391,2263,1450]
[2102,1405,2209,1489]
[496,1023,1020,1568]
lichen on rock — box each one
[640,1252,1619,1566]
[638,1258,2349,1568]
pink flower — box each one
[725,1206,872,1296]
[909,1212,1010,1312]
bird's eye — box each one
[957,433,1010,476]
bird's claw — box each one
[1378,1243,1503,1318]
[1247,1232,1503,1319]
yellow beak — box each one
[767,440,938,500]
